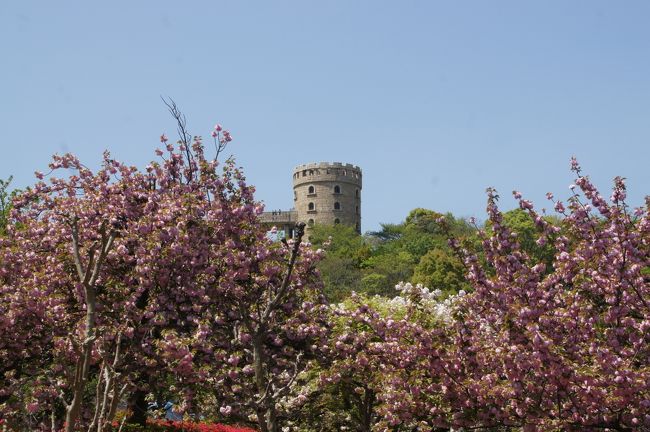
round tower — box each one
[292,162,362,234]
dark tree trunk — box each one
[126,386,148,426]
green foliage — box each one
[412,248,468,296]
[309,224,369,301]
[366,222,403,242]
[497,208,558,267]
[359,273,389,297]
[362,209,475,296]
[404,207,444,233]
[309,223,370,265]
[312,209,478,300]
[361,250,417,295]
[317,255,362,302]
[0,176,14,236]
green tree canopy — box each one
[411,248,468,296]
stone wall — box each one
[292,162,362,233]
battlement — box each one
[292,162,362,186]
[294,162,361,172]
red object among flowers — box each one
[145,419,257,432]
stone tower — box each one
[292,162,362,234]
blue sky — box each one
[2,1,649,232]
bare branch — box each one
[88,225,116,288]
[272,352,304,400]
[69,216,85,282]
[262,222,306,323]
[161,96,194,179]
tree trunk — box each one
[360,389,375,432]
[253,334,277,432]
[126,385,148,426]
[65,291,97,432]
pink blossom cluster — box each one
[0,130,326,432]
[320,162,649,430]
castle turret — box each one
[292,162,362,234]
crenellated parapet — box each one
[292,162,362,189]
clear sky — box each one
[2,1,649,232]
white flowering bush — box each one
[280,282,464,431]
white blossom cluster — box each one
[330,283,466,323]
[391,282,466,321]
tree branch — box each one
[262,223,306,323]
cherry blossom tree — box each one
[0,120,327,432]
[442,160,650,430]
[311,159,649,431]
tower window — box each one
[334,185,341,194]
[308,202,315,211]
[355,189,359,198]
[356,205,359,214]
[308,185,315,194]
[334,218,340,224]
[334,202,341,210]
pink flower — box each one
[214,124,222,132]
[519,199,533,210]
[160,134,168,143]
[219,405,232,415]
[570,156,580,171]
[26,402,39,413]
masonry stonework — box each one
[259,162,362,237]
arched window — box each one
[308,219,314,226]
[308,185,315,194]
[355,189,359,198]
[356,205,359,214]
[334,202,341,210]
[334,218,340,224]
[334,185,341,194]
[308,202,315,211]
[294,191,297,201]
